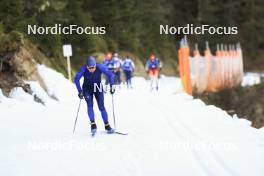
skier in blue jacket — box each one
[112,53,122,85]
[103,52,115,85]
[103,52,115,72]
[122,55,135,88]
[145,54,162,91]
[74,56,115,134]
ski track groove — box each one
[154,95,239,176]
[147,96,216,176]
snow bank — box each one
[37,64,77,102]
[25,81,51,104]
[0,89,4,101]
[242,72,261,86]
[9,87,34,102]
[232,114,252,126]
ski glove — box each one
[78,91,84,99]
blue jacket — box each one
[103,59,115,71]
[74,63,114,92]
[122,58,135,71]
[112,57,122,69]
[145,58,159,69]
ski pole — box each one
[73,99,82,134]
[111,94,116,129]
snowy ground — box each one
[242,72,264,86]
[1,65,264,176]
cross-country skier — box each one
[112,53,122,85]
[74,56,115,134]
[103,52,115,85]
[145,54,161,91]
[122,55,135,88]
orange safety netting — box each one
[178,39,243,95]
[178,38,192,95]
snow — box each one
[25,80,56,105]
[9,87,34,102]
[241,72,262,86]
[37,64,76,102]
[0,64,263,176]
[0,89,5,102]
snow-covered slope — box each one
[242,72,264,86]
[0,65,263,176]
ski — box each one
[90,130,128,137]
[115,131,128,135]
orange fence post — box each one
[183,44,192,95]
[178,40,184,88]
[178,37,192,95]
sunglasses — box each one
[87,66,96,69]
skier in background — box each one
[103,52,115,85]
[112,53,122,86]
[145,54,162,91]
[122,55,135,89]
[74,56,115,134]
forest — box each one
[0,0,263,72]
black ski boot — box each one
[91,122,97,135]
[105,123,115,134]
